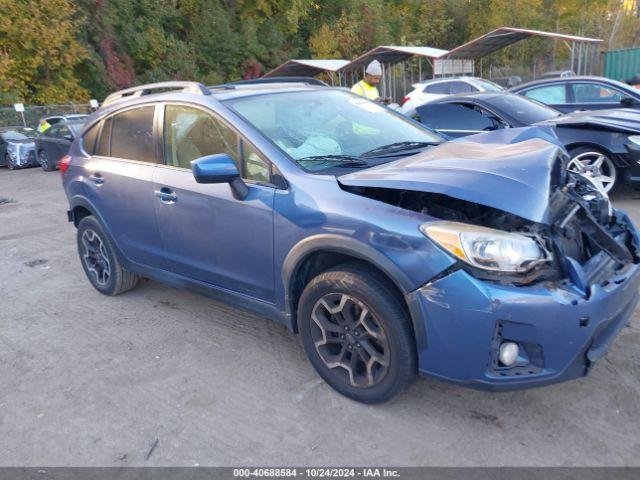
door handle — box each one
[89,173,104,185]
[155,188,177,204]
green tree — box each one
[0,0,89,103]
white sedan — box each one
[399,77,503,113]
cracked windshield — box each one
[227,89,443,171]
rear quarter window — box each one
[82,122,100,154]
[425,83,450,94]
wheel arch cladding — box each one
[71,205,92,227]
[69,196,129,267]
[282,234,414,333]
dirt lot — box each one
[1,167,639,467]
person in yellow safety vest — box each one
[37,118,51,133]
[350,60,390,104]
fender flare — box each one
[281,234,415,325]
[68,195,130,267]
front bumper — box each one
[407,220,640,391]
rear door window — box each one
[571,83,624,103]
[522,84,567,104]
[110,106,156,163]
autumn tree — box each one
[0,0,89,104]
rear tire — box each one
[298,263,417,404]
[38,150,55,171]
[76,216,139,296]
[568,146,618,193]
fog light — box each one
[499,342,519,366]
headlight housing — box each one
[420,221,549,273]
[629,135,640,147]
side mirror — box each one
[620,96,636,107]
[191,154,248,200]
[63,134,74,141]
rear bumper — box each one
[407,226,640,391]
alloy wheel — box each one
[567,151,616,193]
[38,150,48,169]
[310,293,390,388]
[81,228,111,286]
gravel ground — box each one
[1,167,639,466]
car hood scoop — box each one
[338,127,567,224]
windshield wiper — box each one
[296,155,369,168]
[361,141,438,158]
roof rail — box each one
[102,81,211,106]
[208,77,330,90]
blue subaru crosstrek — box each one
[61,80,640,403]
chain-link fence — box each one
[0,103,94,129]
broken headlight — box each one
[421,221,549,273]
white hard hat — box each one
[366,60,382,76]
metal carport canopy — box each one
[344,45,449,71]
[442,27,602,59]
[262,59,350,78]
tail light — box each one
[59,155,72,175]
[400,96,410,106]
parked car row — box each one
[406,92,640,193]
[1,115,87,171]
[58,79,640,404]
[401,74,640,114]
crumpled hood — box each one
[537,108,640,134]
[339,127,567,224]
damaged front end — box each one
[339,128,638,290]
[343,174,638,290]
[6,140,37,168]
[546,173,637,293]
[338,128,640,389]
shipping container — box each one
[604,47,640,82]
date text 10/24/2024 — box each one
[233,468,401,478]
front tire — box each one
[76,216,139,296]
[298,263,417,404]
